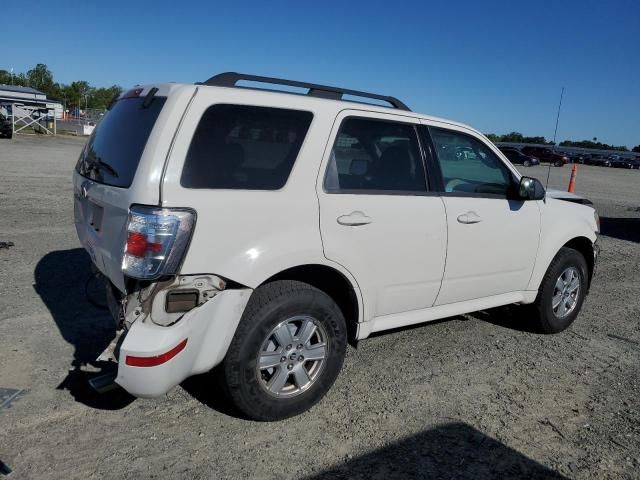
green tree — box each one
[522,135,547,144]
[14,73,28,86]
[64,81,92,109]
[632,145,640,153]
[501,131,524,143]
[0,69,12,84]
[88,85,123,110]
[26,64,54,95]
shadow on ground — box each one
[469,306,543,333]
[34,248,134,410]
[305,422,567,480]
[181,368,242,419]
[600,217,640,243]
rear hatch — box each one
[73,88,170,292]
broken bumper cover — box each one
[115,288,252,397]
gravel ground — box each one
[0,135,638,479]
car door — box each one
[424,124,541,305]
[317,111,447,322]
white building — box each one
[0,84,63,119]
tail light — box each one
[122,206,196,279]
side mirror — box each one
[518,176,545,200]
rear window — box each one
[75,95,166,188]
[180,104,313,190]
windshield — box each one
[75,95,166,187]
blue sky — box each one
[3,0,639,147]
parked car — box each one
[0,113,12,138]
[630,158,640,169]
[570,153,591,164]
[584,155,611,167]
[609,158,634,169]
[498,147,540,167]
[521,146,568,167]
[73,72,600,420]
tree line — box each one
[2,65,637,151]
[0,64,122,111]
[486,131,636,152]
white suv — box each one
[74,73,599,420]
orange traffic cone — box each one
[567,164,577,193]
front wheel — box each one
[222,280,347,421]
[530,247,588,333]
[554,160,563,167]
[523,160,531,167]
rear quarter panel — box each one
[160,87,357,292]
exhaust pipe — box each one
[88,371,119,394]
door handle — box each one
[457,211,482,224]
[337,211,372,226]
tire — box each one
[523,160,531,167]
[554,160,563,167]
[530,247,588,333]
[222,280,347,421]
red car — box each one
[521,146,568,167]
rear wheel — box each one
[523,159,531,167]
[530,247,588,333]
[222,280,347,421]
[554,160,563,167]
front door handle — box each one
[457,211,482,224]
[337,211,372,226]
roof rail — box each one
[201,72,411,111]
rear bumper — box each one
[115,288,252,397]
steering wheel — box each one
[445,178,466,192]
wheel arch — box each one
[259,264,362,341]
[563,236,596,289]
[528,233,596,292]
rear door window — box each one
[324,117,427,193]
[181,105,313,190]
[76,95,166,188]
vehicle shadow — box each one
[181,368,242,419]
[599,216,640,243]
[468,306,542,334]
[33,248,135,410]
[304,422,567,480]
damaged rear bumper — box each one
[102,275,252,398]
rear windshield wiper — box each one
[87,156,119,178]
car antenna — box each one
[545,87,565,189]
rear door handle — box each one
[337,211,372,226]
[457,211,482,224]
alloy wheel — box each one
[256,316,328,398]
[552,267,581,319]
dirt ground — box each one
[0,134,638,479]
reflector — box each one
[125,339,188,367]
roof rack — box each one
[202,72,411,111]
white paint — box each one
[73,80,598,398]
